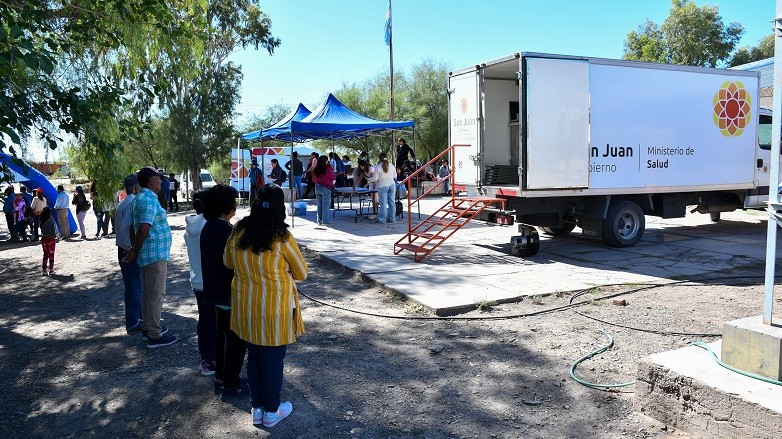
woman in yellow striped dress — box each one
[223,183,308,428]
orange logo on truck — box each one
[713,81,751,137]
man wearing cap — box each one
[124,167,178,348]
[116,174,143,334]
[248,158,260,203]
[53,184,71,239]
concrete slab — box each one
[268,196,782,314]
[635,341,782,439]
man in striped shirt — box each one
[123,167,178,349]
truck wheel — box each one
[602,201,645,247]
[710,212,721,222]
[540,224,576,236]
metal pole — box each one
[763,1,782,325]
[237,136,244,206]
[388,0,394,123]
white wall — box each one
[483,79,518,166]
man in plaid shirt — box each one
[123,166,178,348]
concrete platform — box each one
[635,341,782,438]
[265,195,782,314]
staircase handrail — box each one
[398,144,469,231]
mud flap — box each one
[580,215,603,241]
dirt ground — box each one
[0,207,776,438]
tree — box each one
[729,34,774,67]
[406,60,449,160]
[135,0,280,192]
[0,1,172,185]
[623,0,744,67]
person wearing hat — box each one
[72,185,89,239]
[115,174,143,334]
[248,158,260,203]
[123,166,177,348]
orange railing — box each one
[397,144,469,233]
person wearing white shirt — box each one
[53,184,70,238]
[374,153,397,223]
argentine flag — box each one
[384,3,391,46]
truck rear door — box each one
[449,69,481,186]
[523,57,590,190]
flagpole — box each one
[389,0,394,120]
[387,0,396,152]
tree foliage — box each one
[729,34,774,67]
[0,1,172,185]
[623,0,744,67]
[132,0,280,191]
[329,59,448,163]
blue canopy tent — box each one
[241,103,312,141]
[0,153,78,232]
[288,93,415,139]
[239,94,415,225]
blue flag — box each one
[384,4,391,46]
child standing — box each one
[40,207,57,275]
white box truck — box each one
[448,53,774,256]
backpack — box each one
[279,169,287,184]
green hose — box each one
[690,341,782,386]
[569,331,635,390]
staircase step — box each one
[395,243,431,252]
[445,208,480,215]
[423,219,466,227]
[410,232,445,239]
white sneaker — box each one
[262,401,292,428]
[251,407,264,426]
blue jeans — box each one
[315,184,331,224]
[95,211,105,236]
[293,175,303,199]
[247,343,287,412]
[118,247,142,330]
[377,184,396,223]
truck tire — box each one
[540,224,576,236]
[602,201,645,247]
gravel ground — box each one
[0,208,777,439]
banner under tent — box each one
[238,94,416,227]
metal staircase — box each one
[394,195,507,262]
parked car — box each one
[179,169,217,199]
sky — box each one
[230,0,776,124]
[25,0,777,161]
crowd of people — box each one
[107,165,308,428]
[1,143,455,429]
[2,169,182,275]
